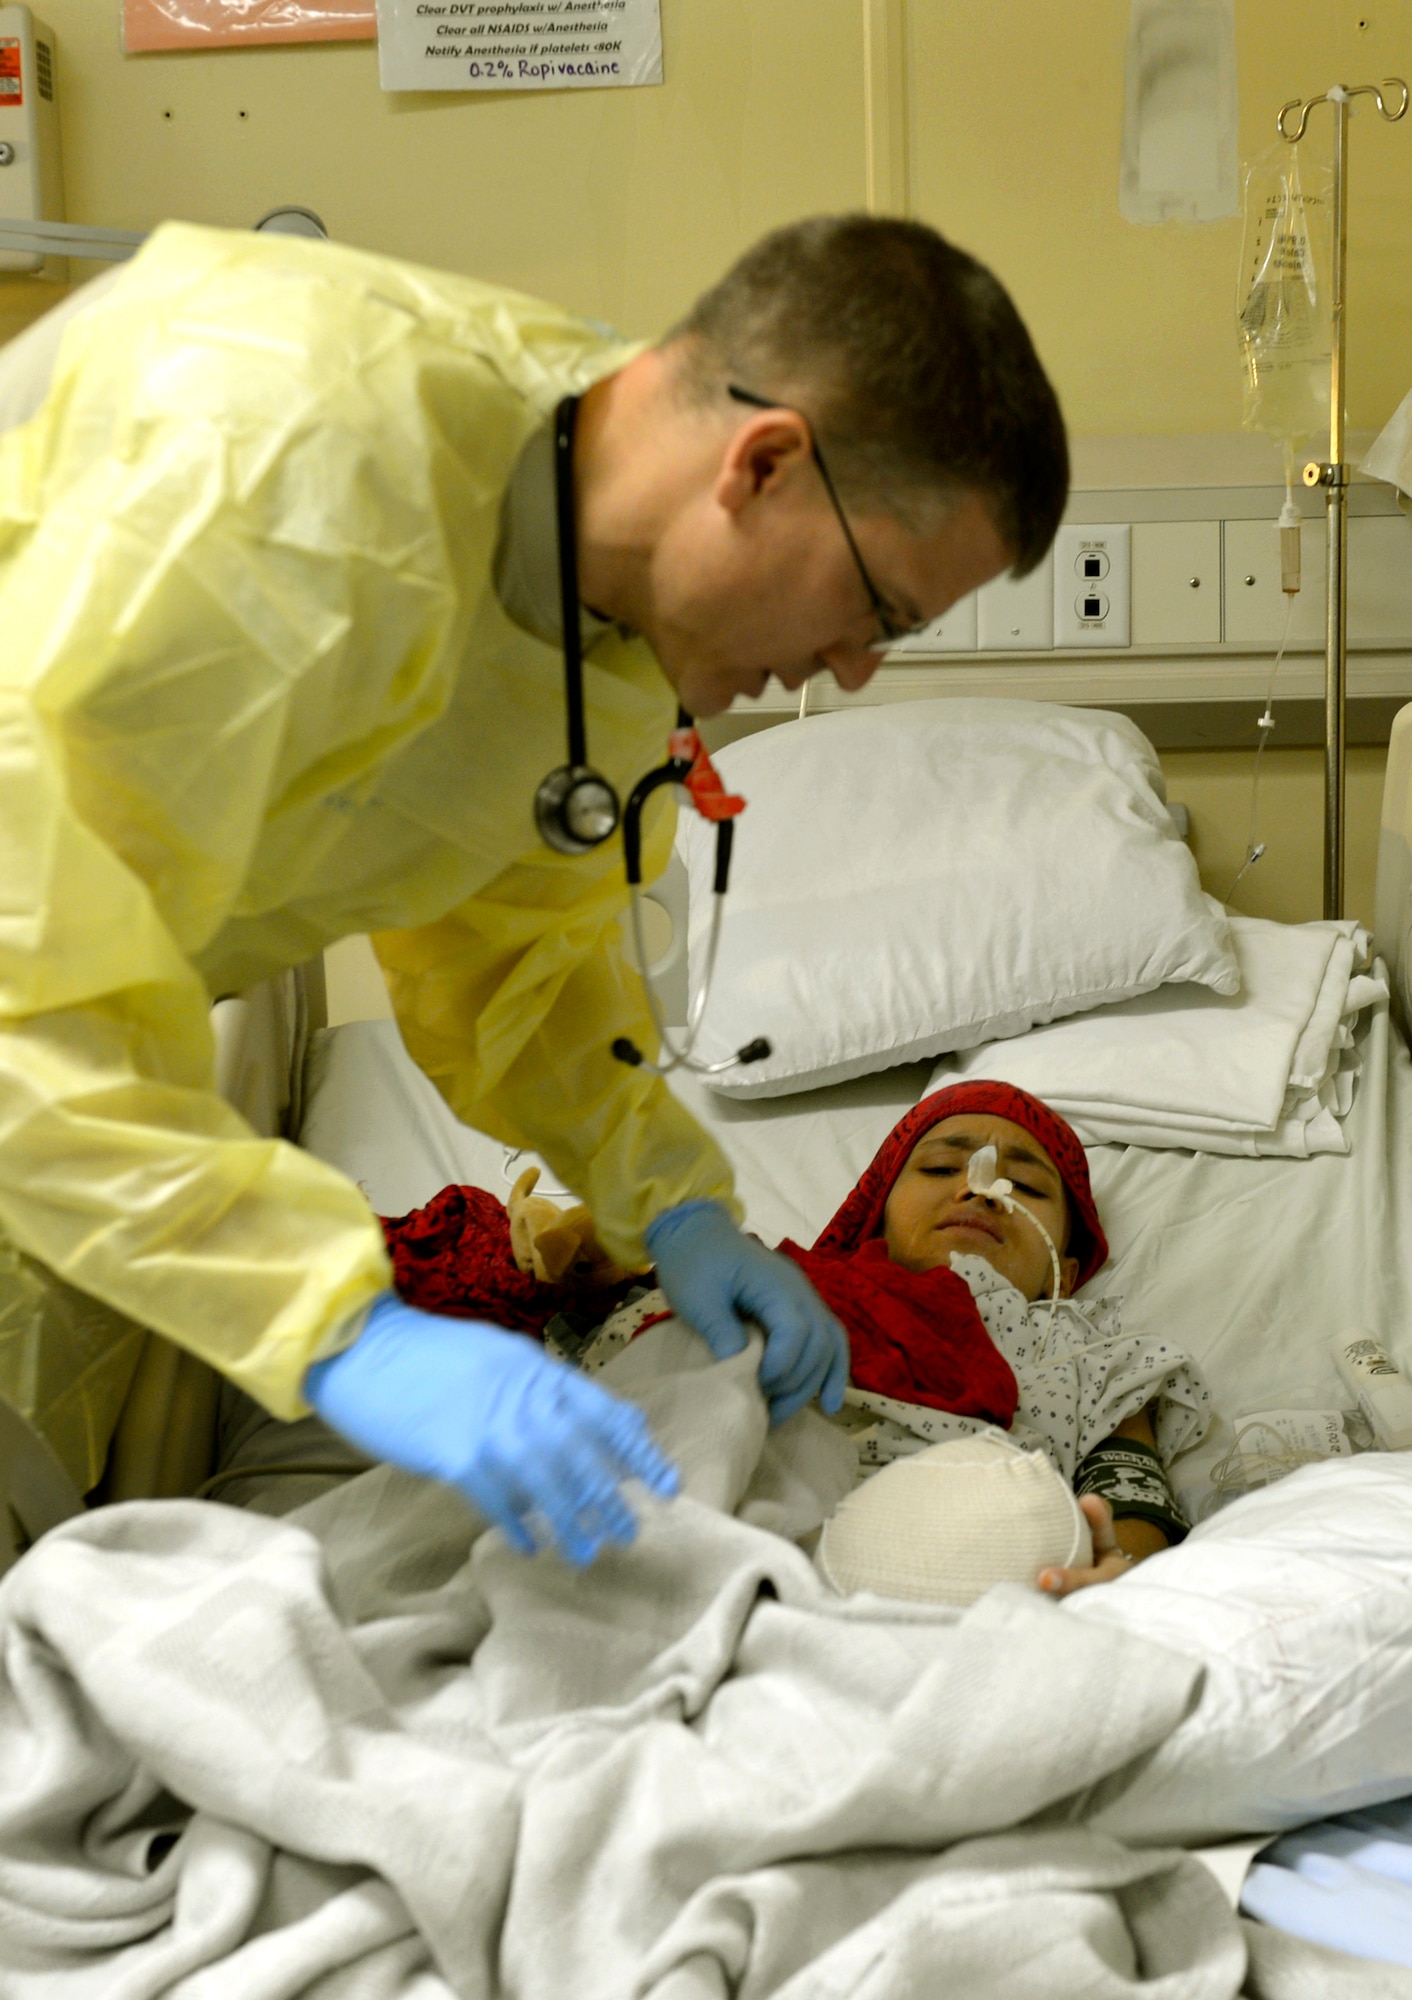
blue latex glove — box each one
[644,1199,850,1424]
[1242,1851,1412,1969]
[305,1293,679,1565]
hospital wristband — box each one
[1073,1436,1189,1545]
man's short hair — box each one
[669,215,1068,577]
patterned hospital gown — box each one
[560,1252,1210,1489]
[834,1253,1210,1483]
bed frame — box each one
[1,702,1409,1565]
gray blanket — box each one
[0,1323,1407,1998]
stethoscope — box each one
[532,395,770,1079]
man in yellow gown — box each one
[0,212,1066,1561]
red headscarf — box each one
[817,1080,1109,1288]
[775,1080,1108,1422]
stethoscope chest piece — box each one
[534,762,621,854]
[534,394,624,857]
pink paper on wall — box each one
[122,0,377,53]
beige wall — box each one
[13,0,868,332]
[2,2,1408,928]
[907,2,1412,437]
[11,0,1406,429]
[1163,743,1388,929]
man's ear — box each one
[714,409,813,518]
[1058,1255,1081,1300]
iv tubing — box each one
[965,1147,1064,1356]
[1227,589,1298,903]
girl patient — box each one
[372,1076,1210,1598]
[775,1081,1210,1596]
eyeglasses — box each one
[727,384,918,651]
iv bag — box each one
[1237,142,1332,442]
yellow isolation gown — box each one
[0,222,737,1487]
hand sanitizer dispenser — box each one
[0,6,63,276]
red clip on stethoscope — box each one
[532,395,771,1078]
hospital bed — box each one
[2,694,1412,1997]
[289,701,1412,1530]
[3,694,1411,1567]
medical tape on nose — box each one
[965,1145,1063,1356]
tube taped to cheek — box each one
[966,1144,1064,1344]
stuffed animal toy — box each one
[507,1167,638,1289]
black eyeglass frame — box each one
[726,383,914,650]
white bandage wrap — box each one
[816,1434,1093,1606]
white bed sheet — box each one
[1084,995,1412,1516]
[298,997,1412,1524]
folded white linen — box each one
[926,914,1383,1158]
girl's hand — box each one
[1037,1495,1133,1597]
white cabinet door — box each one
[1131,521,1222,646]
[1223,518,1326,646]
[977,553,1055,649]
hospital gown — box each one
[565,1252,1211,1491]
[836,1254,1210,1481]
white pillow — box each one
[677,699,1238,1099]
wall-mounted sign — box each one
[375,0,662,93]
[122,0,376,52]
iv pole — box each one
[1276,78,1407,920]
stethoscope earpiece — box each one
[534,763,621,855]
[612,1033,773,1072]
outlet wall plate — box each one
[1053,524,1131,647]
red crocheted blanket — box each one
[379,1184,639,1336]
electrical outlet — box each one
[1052,524,1131,647]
